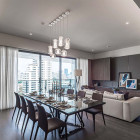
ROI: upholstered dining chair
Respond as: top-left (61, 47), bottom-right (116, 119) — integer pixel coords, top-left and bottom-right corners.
top-left (74, 90), bottom-right (86, 125)
top-left (85, 93), bottom-right (106, 131)
top-left (34, 104), bottom-right (68, 140)
top-left (67, 89), bottom-right (74, 94)
top-left (77, 90), bottom-right (86, 98)
top-left (24, 99), bottom-right (52, 139)
top-left (12, 92), bottom-right (21, 125)
top-left (18, 96), bottom-right (29, 133)
top-left (23, 99), bottom-right (38, 139)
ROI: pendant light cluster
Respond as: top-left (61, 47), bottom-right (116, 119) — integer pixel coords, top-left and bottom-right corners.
top-left (48, 11), bottom-right (70, 58)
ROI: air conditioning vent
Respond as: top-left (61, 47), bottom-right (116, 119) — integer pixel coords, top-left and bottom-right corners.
top-left (134, 0), bottom-right (140, 8)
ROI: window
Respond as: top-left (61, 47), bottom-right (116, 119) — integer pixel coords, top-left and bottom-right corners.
top-left (61, 58), bottom-right (76, 92)
top-left (18, 51), bottom-right (76, 94)
top-left (18, 52), bottom-right (40, 93)
top-left (41, 55), bottom-right (60, 93)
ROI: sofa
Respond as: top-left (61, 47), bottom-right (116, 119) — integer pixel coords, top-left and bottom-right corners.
top-left (83, 88), bottom-right (140, 122)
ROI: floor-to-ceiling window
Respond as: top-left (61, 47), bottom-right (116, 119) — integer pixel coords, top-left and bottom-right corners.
top-left (18, 51), bottom-right (76, 94)
top-left (18, 52), bottom-right (40, 93)
top-left (61, 58), bottom-right (76, 91)
top-left (41, 55), bottom-right (60, 93)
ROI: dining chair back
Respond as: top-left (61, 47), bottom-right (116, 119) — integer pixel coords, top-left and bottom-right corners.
top-left (37, 104), bottom-right (48, 132)
top-left (77, 90), bottom-right (86, 98)
top-left (92, 93), bottom-right (103, 101)
top-left (26, 99), bottom-right (36, 122)
top-left (15, 92), bottom-right (21, 108)
top-left (85, 93), bottom-right (105, 131)
top-left (92, 93), bottom-right (103, 110)
top-left (12, 92), bottom-right (21, 122)
top-left (34, 104), bottom-right (67, 140)
top-left (24, 99), bottom-right (38, 139)
top-left (19, 96), bottom-right (29, 133)
top-left (20, 96), bottom-right (28, 114)
top-left (67, 89), bottom-right (74, 94)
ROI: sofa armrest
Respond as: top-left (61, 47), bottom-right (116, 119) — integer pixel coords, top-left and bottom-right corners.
top-left (103, 98), bottom-right (123, 119)
top-left (123, 97), bottom-right (140, 122)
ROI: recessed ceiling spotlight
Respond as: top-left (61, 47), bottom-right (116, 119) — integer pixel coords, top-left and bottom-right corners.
top-left (41, 21), bottom-right (45, 25)
top-left (29, 32), bottom-right (33, 36)
top-left (106, 45), bottom-right (111, 48)
top-left (125, 22), bottom-right (130, 25)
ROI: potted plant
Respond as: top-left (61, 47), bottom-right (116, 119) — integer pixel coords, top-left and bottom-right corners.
top-left (113, 88), bottom-right (120, 94)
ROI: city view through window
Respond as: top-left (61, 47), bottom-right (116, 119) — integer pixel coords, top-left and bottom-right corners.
top-left (18, 51), bottom-right (76, 94)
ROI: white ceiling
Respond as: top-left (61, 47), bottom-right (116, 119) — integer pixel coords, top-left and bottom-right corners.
top-left (0, 0), bottom-right (140, 53)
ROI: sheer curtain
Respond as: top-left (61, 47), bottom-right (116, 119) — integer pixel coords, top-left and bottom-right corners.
top-left (0, 46), bottom-right (18, 110)
top-left (77, 58), bottom-right (88, 90)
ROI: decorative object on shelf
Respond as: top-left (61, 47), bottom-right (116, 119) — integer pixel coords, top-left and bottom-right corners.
top-left (48, 11), bottom-right (70, 58)
top-left (74, 69), bottom-right (82, 100)
top-left (119, 72), bottom-right (130, 88)
top-left (51, 81), bottom-right (65, 101)
top-left (113, 88), bottom-right (120, 94)
top-left (126, 79), bottom-right (137, 89)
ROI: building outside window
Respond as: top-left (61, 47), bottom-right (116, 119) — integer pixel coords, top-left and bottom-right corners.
top-left (18, 51), bottom-right (76, 94)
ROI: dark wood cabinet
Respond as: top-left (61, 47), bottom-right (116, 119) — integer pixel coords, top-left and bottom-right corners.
top-left (91, 58), bottom-right (110, 80)
top-left (104, 58), bottom-right (110, 80)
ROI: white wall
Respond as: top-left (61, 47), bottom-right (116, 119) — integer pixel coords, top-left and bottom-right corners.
top-left (0, 33), bottom-right (94, 59)
top-left (93, 45), bottom-right (140, 59)
top-left (2, 32), bottom-right (139, 60)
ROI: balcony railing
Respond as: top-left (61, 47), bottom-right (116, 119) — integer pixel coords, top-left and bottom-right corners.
top-left (18, 79), bottom-right (75, 93)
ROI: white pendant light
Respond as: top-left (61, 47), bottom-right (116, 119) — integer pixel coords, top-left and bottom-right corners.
top-left (48, 11), bottom-right (70, 58)
top-left (64, 38), bottom-right (70, 49)
top-left (48, 45), bottom-right (53, 54)
top-left (53, 39), bottom-right (58, 49)
top-left (50, 53), bottom-right (56, 58)
top-left (58, 36), bottom-right (63, 47)
top-left (61, 50), bottom-right (67, 57)
top-left (55, 48), bottom-right (61, 55)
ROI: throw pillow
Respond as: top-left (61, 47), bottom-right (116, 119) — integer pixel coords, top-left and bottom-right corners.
top-left (104, 91), bottom-right (125, 100)
top-left (114, 91), bottom-right (129, 100)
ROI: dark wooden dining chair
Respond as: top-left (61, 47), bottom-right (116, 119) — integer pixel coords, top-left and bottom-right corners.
top-left (77, 90), bottom-right (86, 98)
top-left (12, 92), bottom-right (21, 125)
top-left (67, 89), bottom-right (74, 94)
top-left (85, 93), bottom-right (106, 131)
top-left (34, 104), bottom-right (67, 140)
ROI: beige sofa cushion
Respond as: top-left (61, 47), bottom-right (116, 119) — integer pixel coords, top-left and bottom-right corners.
top-left (117, 94), bottom-right (124, 100)
top-left (103, 91), bottom-right (124, 100)
top-left (83, 89), bottom-right (94, 95)
top-left (83, 89), bottom-right (99, 94)
top-left (83, 89), bottom-right (100, 98)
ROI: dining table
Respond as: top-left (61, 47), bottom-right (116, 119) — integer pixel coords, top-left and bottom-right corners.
top-left (23, 93), bottom-right (105, 138)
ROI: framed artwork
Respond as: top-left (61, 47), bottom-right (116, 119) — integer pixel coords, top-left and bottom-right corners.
top-left (119, 72), bottom-right (130, 87)
top-left (126, 79), bottom-right (137, 89)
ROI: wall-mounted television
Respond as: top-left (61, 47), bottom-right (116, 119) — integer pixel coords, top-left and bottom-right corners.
top-left (126, 79), bottom-right (137, 89)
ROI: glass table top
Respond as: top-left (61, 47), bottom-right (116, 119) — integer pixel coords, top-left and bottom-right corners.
top-left (23, 93), bottom-right (105, 115)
